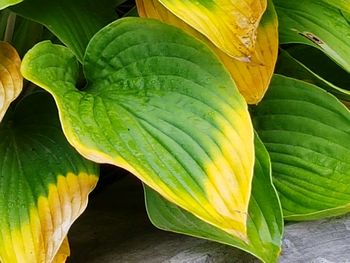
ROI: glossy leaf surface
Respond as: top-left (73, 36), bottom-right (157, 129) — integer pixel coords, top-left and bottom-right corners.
top-left (253, 75), bottom-right (350, 220)
top-left (21, 18), bottom-right (255, 239)
top-left (275, 0), bottom-right (350, 73)
top-left (145, 135), bottom-right (283, 263)
top-left (156, 0), bottom-right (267, 61)
top-left (137, 0), bottom-right (278, 104)
top-left (0, 92), bottom-right (98, 262)
top-left (12, 0), bottom-right (126, 61)
top-left (0, 41), bottom-right (22, 122)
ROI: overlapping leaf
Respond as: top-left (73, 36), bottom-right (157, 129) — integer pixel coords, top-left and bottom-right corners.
top-left (137, 0), bottom-right (278, 104)
top-left (252, 75), bottom-right (350, 220)
top-left (153, 0), bottom-right (267, 61)
top-left (275, 0), bottom-right (350, 73)
top-left (145, 135), bottom-right (283, 263)
top-left (0, 41), bottom-right (22, 122)
top-left (12, 0), bottom-right (126, 61)
top-left (276, 48), bottom-right (350, 101)
top-left (0, 92), bottom-right (98, 262)
top-left (21, 18), bottom-right (255, 239)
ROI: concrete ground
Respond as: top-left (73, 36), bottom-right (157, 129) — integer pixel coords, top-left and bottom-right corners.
top-left (67, 173), bottom-right (350, 263)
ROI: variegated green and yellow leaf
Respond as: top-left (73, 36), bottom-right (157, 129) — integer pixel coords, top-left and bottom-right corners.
top-left (154, 0), bottom-right (267, 61)
top-left (0, 41), bottom-right (22, 122)
top-left (0, 92), bottom-right (98, 263)
top-left (137, 0), bottom-right (278, 104)
top-left (22, 18), bottom-right (255, 239)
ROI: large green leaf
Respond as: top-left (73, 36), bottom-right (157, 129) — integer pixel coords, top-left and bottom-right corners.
top-left (276, 48), bottom-right (350, 101)
top-left (12, 0), bottom-right (126, 61)
top-left (0, 91), bottom-right (98, 262)
top-left (145, 135), bottom-right (283, 263)
top-left (252, 75), bottom-right (350, 220)
top-left (274, 0), bottom-right (350, 73)
top-left (21, 18), bottom-right (255, 239)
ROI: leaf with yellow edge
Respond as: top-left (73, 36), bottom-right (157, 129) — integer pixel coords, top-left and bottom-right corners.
top-left (0, 91), bottom-right (98, 263)
top-left (21, 18), bottom-right (255, 239)
top-left (0, 41), bottom-right (22, 122)
top-left (136, 0), bottom-right (278, 104)
top-left (155, 0), bottom-right (267, 61)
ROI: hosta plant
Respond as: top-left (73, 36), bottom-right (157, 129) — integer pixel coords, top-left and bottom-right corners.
top-left (0, 0), bottom-right (349, 262)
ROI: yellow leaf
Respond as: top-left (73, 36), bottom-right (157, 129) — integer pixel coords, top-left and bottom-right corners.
top-left (0, 173), bottom-right (97, 263)
top-left (136, 0), bottom-right (278, 104)
top-left (52, 237), bottom-right (70, 263)
top-left (155, 0), bottom-right (267, 61)
top-left (0, 41), bottom-right (23, 122)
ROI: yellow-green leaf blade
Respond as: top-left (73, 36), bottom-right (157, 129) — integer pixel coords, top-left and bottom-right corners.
top-left (137, 0), bottom-right (278, 104)
top-left (0, 92), bottom-right (98, 262)
top-left (0, 41), bottom-right (22, 122)
top-left (21, 18), bottom-right (255, 239)
top-left (156, 0), bottom-right (267, 61)
top-left (145, 135), bottom-right (283, 263)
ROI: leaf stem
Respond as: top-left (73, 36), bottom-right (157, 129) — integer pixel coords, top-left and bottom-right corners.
top-left (4, 12), bottom-right (16, 42)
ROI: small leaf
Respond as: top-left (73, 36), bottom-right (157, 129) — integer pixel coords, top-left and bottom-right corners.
top-left (0, 41), bottom-right (22, 122)
top-left (12, 0), bottom-right (126, 61)
top-left (145, 135), bottom-right (283, 263)
top-left (137, 0), bottom-right (278, 104)
top-left (275, 0), bottom-right (350, 73)
top-left (153, 0), bottom-right (267, 61)
top-left (0, 92), bottom-right (98, 262)
top-left (0, 0), bottom-right (22, 10)
top-left (22, 18), bottom-right (255, 239)
top-left (252, 75), bottom-right (350, 220)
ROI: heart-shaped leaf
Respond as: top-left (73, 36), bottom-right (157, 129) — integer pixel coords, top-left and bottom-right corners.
top-left (137, 0), bottom-right (278, 104)
top-left (21, 18), bottom-right (255, 239)
top-left (275, 0), bottom-right (350, 73)
top-left (0, 41), bottom-right (22, 122)
top-left (0, 91), bottom-right (98, 262)
top-left (12, 0), bottom-right (126, 61)
top-left (252, 75), bottom-right (350, 220)
top-left (145, 135), bottom-right (283, 263)
top-left (153, 0), bottom-right (267, 61)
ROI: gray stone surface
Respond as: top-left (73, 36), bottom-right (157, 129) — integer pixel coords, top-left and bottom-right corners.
top-left (68, 176), bottom-right (350, 263)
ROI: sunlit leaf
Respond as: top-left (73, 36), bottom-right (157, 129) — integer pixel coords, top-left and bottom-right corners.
top-left (137, 0), bottom-right (278, 104)
top-left (253, 75), bottom-right (350, 220)
top-left (0, 92), bottom-right (98, 262)
top-left (0, 41), bottom-right (22, 122)
top-left (275, 0), bottom-right (350, 73)
top-left (22, 18), bottom-right (255, 239)
top-left (145, 135), bottom-right (283, 263)
top-left (0, 0), bottom-right (22, 10)
top-left (152, 0), bottom-right (267, 61)
top-left (12, 0), bottom-right (126, 61)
